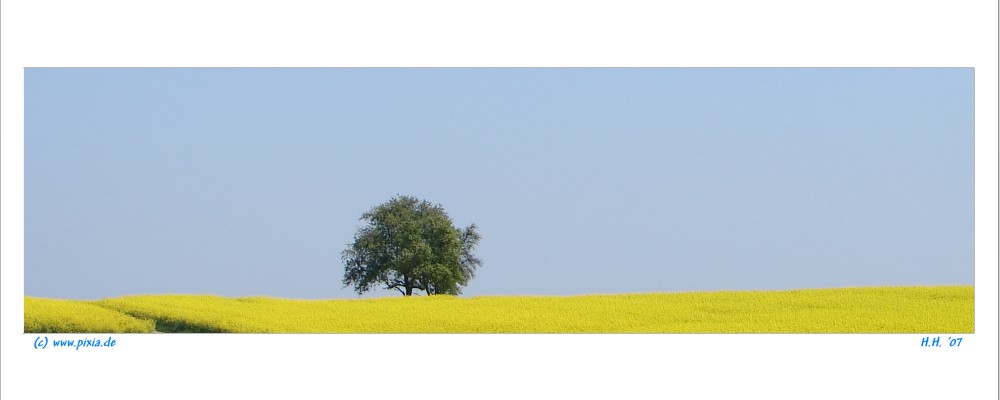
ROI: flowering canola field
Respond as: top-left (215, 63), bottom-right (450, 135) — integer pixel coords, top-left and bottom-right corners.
top-left (25, 286), bottom-right (973, 333)
top-left (24, 297), bottom-right (156, 333)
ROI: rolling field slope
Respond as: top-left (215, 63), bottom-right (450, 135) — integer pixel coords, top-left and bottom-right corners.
top-left (24, 286), bottom-right (973, 333)
top-left (24, 297), bottom-right (156, 333)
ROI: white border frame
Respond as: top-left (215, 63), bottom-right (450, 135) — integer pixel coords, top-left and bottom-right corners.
top-left (2, 1), bottom-right (997, 399)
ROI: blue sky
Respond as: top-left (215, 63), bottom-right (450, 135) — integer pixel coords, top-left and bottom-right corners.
top-left (24, 68), bottom-right (974, 299)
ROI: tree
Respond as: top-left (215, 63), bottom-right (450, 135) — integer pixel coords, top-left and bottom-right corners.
top-left (342, 195), bottom-right (483, 296)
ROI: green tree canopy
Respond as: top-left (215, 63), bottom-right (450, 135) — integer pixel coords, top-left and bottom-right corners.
top-left (342, 195), bottom-right (483, 296)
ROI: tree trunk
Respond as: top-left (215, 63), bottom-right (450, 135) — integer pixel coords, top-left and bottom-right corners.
top-left (402, 274), bottom-right (412, 296)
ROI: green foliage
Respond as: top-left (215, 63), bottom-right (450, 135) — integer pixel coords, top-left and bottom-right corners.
top-left (342, 195), bottom-right (483, 296)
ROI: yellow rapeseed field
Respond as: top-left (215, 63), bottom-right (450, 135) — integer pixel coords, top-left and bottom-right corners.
top-left (24, 297), bottom-right (156, 333)
top-left (24, 285), bottom-right (973, 333)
